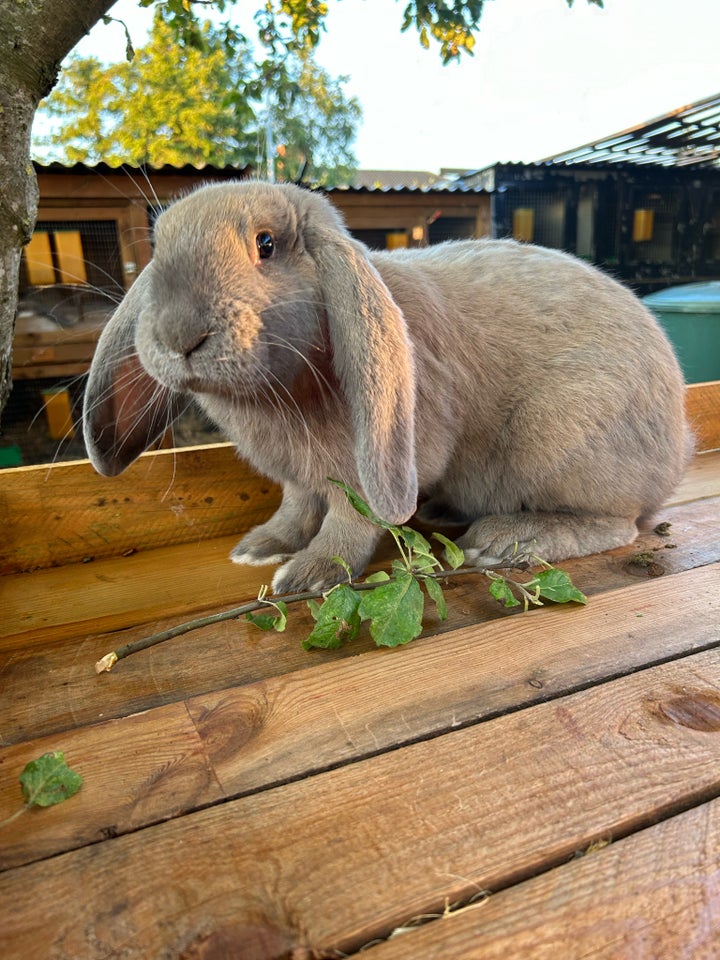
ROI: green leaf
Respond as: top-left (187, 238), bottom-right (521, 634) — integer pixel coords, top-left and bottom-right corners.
top-left (358, 573), bottom-right (425, 647)
top-left (303, 584), bottom-right (361, 650)
top-left (329, 479), bottom-right (399, 532)
top-left (365, 570), bottom-right (391, 583)
top-left (489, 577), bottom-right (521, 608)
top-left (307, 598), bottom-right (323, 620)
top-left (399, 526), bottom-right (433, 556)
top-left (532, 568), bottom-right (588, 605)
top-left (19, 752), bottom-right (82, 809)
top-left (423, 576), bottom-right (448, 620)
top-left (432, 533), bottom-right (465, 570)
top-left (246, 600), bottom-right (288, 632)
top-left (400, 527), bottom-right (441, 573)
top-left (332, 555), bottom-right (353, 582)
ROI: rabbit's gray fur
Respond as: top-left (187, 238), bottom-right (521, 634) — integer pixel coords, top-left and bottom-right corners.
top-left (83, 181), bottom-right (691, 593)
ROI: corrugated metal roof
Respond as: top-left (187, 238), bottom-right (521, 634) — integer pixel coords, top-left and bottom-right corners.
top-left (330, 169), bottom-right (486, 193)
top-left (34, 160), bottom-right (251, 177)
top-left (541, 93), bottom-right (720, 168)
top-left (33, 161), bottom-right (486, 192)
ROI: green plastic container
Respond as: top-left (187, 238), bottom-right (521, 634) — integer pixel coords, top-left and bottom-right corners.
top-left (643, 282), bottom-right (720, 384)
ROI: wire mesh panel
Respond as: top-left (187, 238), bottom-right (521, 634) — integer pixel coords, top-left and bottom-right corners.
top-left (20, 220), bottom-right (125, 303)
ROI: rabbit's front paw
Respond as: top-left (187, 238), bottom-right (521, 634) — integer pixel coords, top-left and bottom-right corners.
top-left (230, 530), bottom-right (295, 567)
top-left (271, 553), bottom-right (352, 595)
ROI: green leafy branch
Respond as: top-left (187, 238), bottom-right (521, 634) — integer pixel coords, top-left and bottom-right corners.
top-left (300, 480), bottom-right (585, 649)
top-left (0, 752), bottom-right (82, 828)
top-left (95, 482), bottom-right (586, 673)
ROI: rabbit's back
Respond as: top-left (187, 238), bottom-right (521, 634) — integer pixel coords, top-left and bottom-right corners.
top-left (370, 238), bottom-right (690, 520)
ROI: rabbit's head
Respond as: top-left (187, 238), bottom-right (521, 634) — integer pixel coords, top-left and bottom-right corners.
top-left (83, 181), bottom-right (418, 524)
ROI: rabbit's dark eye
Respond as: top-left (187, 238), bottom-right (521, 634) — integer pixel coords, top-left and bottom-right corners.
top-left (256, 232), bottom-right (275, 260)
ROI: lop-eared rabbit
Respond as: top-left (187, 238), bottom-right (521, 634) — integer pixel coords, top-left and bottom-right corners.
top-left (83, 181), bottom-right (691, 593)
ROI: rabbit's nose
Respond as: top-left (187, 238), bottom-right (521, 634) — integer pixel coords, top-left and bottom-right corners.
top-left (157, 320), bottom-right (209, 358)
top-left (179, 330), bottom-right (209, 358)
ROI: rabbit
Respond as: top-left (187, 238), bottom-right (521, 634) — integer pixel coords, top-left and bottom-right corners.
top-left (83, 180), bottom-right (692, 595)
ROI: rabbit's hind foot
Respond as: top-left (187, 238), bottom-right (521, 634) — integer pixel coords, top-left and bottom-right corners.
top-left (458, 512), bottom-right (638, 568)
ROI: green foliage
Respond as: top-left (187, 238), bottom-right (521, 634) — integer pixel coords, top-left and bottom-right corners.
top-left (35, 7), bottom-right (360, 183)
top-left (131, 1), bottom-right (604, 69)
top-left (248, 481), bottom-right (587, 653)
top-left (1, 751), bottom-right (83, 827)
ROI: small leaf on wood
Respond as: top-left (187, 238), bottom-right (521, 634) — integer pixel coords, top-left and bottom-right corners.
top-left (19, 752), bottom-right (82, 809)
top-left (358, 573), bottom-right (425, 647)
top-left (246, 600), bottom-right (288, 632)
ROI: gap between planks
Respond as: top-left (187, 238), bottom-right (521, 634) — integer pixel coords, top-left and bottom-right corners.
top-left (354, 796), bottom-right (720, 960)
top-left (2, 647), bottom-right (720, 957)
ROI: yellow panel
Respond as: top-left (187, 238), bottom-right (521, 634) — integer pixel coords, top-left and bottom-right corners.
top-left (512, 208), bottom-right (535, 243)
top-left (41, 387), bottom-right (76, 441)
top-left (54, 231), bottom-right (87, 284)
top-left (24, 232), bottom-right (56, 286)
top-left (386, 232), bottom-right (408, 250)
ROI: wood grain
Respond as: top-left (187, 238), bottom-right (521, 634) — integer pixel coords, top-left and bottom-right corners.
top-left (2, 650), bottom-right (720, 957)
top-left (1, 562), bottom-right (718, 869)
top-left (0, 444), bottom-right (280, 574)
top-left (4, 476), bottom-right (718, 646)
top-left (685, 379), bottom-right (720, 452)
top-left (2, 493), bottom-right (719, 749)
top-left (0, 704), bottom-right (224, 872)
top-left (361, 797), bottom-right (720, 960)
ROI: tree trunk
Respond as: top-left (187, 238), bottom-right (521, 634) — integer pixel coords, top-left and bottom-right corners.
top-left (0, 0), bottom-right (115, 422)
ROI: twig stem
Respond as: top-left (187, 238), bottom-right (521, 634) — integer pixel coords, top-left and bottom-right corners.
top-left (94, 566), bottom-right (492, 673)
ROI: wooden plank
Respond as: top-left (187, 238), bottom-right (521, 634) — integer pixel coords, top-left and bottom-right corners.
top-left (12, 342), bottom-right (97, 366)
top-left (14, 320), bottom-right (106, 346)
top-left (2, 382), bottom-right (713, 575)
top-left (11, 362), bottom-right (91, 380)
top-left (0, 480), bottom-right (720, 741)
top-left (1, 562), bottom-right (718, 868)
top-left (4, 462), bottom-right (718, 645)
top-left (685, 379), bottom-right (720, 452)
top-left (2, 650), bottom-right (720, 957)
top-left (2, 494), bottom-right (718, 746)
top-left (1, 534), bottom-right (254, 645)
top-left (361, 798), bottom-right (720, 960)
top-left (668, 449), bottom-right (720, 503)
top-left (0, 444), bottom-right (280, 574)
top-left (0, 704), bottom-right (224, 872)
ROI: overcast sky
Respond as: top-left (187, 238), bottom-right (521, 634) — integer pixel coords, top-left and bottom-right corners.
top-left (67, 0), bottom-right (720, 173)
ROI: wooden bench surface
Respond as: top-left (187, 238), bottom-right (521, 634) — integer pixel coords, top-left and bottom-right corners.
top-left (1, 381), bottom-right (719, 959)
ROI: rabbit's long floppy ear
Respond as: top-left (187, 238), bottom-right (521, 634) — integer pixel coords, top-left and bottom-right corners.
top-left (305, 221), bottom-right (418, 524)
top-left (83, 265), bottom-right (180, 476)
